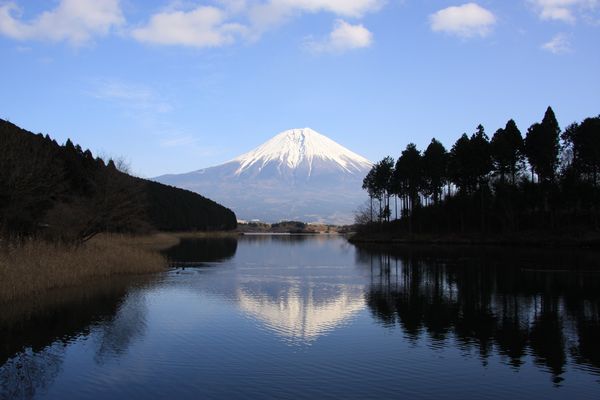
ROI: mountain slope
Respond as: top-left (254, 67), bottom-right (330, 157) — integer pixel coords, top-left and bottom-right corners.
top-left (155, 128), bottom-right (371, 224)
top-left (0, 119), bottom-right (237, 238)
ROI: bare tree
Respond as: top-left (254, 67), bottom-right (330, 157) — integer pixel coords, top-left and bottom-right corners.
top-left (354, 200), bottom-right (374, 225)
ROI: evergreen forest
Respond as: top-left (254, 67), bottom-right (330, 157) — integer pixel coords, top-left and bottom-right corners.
top-left (361, 107), bottom-right (600, 237)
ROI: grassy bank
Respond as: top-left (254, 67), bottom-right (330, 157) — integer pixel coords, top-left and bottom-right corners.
top-left (0, 231), bottom-right (242, 304)
top-left (0, 234), bottom-right (181, 304)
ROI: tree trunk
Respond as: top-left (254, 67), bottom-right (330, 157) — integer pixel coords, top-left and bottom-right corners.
top-left (480, 184), bottom-right (485, 233)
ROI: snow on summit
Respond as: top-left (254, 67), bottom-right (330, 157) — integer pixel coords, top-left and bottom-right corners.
top-left (233, 128), bottom-right (372, 176)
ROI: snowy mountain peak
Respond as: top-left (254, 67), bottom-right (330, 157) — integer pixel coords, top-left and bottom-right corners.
top-left (233, 128), bottom-right (372, 176)
top-left (154, 127), bottom-right (373, 223)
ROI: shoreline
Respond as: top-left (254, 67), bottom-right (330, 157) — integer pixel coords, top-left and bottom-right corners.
top-left (5, 228), bottom-right (596, 305)
top-left (348, 231), bottom-right (600, 248)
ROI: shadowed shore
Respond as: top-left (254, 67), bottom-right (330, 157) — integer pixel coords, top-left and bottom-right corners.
top-left (348, 229), bottom-right (600, 248)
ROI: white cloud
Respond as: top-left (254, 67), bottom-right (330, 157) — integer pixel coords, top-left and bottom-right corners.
top-left (430, 3), bottom-right (496, 38)
top-left (0, 0), bottom-right (124, 45)
top-left (541, 33), bottom-right (572, 53)
top-left (0, 1), bottom-right (386, 50)
top-left (132, 0), bottom-right (383, 48)
top-left (529, 0), bottom-right (599, 23)
top-left (248, 0), bottom-right (383, 33)
top-left (306, 19), bottom-right (373, 53)
top-left (131, 6), bottom-right (247, 48)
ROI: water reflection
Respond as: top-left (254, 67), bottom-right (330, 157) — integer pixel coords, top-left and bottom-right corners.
top-left (237, 284), bottom-right (364, 343)
top-left (163, 238), bottom-right (238, 265)
top-left (95, 290), bottom-right (148, 363)
top-left (0, 345), bottom-right (64, 400)
top-left (0, 276), bottom-right (154, 399)
top-left (214, 235), bottom-right (365, 344)
top-left (2, 237), bottom-right (600, 399)
top-left (357, 245), bottom-right (600, 384)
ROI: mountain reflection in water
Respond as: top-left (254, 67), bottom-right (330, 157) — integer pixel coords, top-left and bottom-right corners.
top-left (177, 235), bottom-right (368, 344)
top-left (237, 284), bottom-right (364, 343)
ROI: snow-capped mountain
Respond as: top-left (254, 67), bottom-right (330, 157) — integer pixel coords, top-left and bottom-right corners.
top-left (233, 128), bottom-right (371, 177)
top-left (154, 128), bottom-right (372, 224)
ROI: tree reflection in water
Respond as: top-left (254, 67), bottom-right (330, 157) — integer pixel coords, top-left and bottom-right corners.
top-left (0, 346), bottom-right (64, 400)
top-left (357, 245), bottom-right (600, 385)
top-left (163, 238), bottom-right (238, 265)
top-left (94, 289), bottom-right (148, 364)
top-left (0, 276), bottom-right (154, 399)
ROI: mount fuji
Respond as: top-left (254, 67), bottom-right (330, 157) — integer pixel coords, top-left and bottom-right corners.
top-left (154, 128), bottom-right (372, 224)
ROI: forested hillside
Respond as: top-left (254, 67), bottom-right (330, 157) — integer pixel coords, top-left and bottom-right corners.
top-left (0, 119), bottom-right (236, 241)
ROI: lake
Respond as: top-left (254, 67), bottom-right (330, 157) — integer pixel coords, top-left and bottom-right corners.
top-left (1, 235), bottom-right (599, 399)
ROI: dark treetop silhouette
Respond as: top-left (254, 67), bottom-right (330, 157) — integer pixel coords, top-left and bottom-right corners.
top-left (360, 107), bottom-right (600, 238)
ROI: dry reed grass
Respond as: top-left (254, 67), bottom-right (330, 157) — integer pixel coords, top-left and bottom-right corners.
top-left (106, 232), bottom-right (181, 250)
top-left (103, 231), bottom-right (237, 249)
top-left (0, 234), bottom-right (173, 304)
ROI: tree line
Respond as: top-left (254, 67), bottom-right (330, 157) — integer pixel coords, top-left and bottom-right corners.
top-left (361, 107), bottom-right (600, 235)
top-left (0, 119), bottom-right (237, 242)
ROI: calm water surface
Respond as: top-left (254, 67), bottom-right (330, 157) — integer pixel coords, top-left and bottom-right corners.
top-left (1, 235), bottom-right (600, 399)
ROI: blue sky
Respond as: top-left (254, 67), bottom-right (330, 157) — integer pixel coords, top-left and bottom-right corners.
top-left (1, 0), bottom-right (598, 177)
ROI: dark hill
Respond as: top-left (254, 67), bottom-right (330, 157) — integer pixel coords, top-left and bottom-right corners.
top-left (0, 119), bottom-right (236, 240)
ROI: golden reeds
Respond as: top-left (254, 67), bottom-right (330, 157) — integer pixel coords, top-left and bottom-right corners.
top-left (0, 234), bottom-right (175, 304)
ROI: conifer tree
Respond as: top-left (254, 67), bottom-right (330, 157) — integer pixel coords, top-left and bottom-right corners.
top-left (395, 144), bottom-right (423, 215)
top-left (449, 134), bottom-right (474, 194)
top-left (491, 119), bottom-right (524, 184)
top-left (525, 107), bottom-right (560, 183)
top-left (422, 138), bottom-right (448, 204)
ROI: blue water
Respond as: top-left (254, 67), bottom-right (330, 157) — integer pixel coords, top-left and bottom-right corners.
top-left (1, 235), bottom-right (599, 399)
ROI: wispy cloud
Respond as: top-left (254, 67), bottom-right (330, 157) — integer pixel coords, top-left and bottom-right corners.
top-left (158, 134), bottom-right (223, 161)
top-left (305, 19), bottom-right (373, 54)
top-left (89, 80), bottom-right (172, 113)
top-left (159, 135), bottom-right (199, 148)
top-left (541, 33), bottom-right (572, 53)
top-left (430, 3), bottom-right (496, 38)
top-left (247, 0), bottom-right (384, 33)
top-left (88, 79), bottom-right (219, 162)
top-left (0, 0), bottom-right (124, 46)
top-left (529, 0), bottom-right (599, 23)
top-left (275, 0), bottom-right (383, 17)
